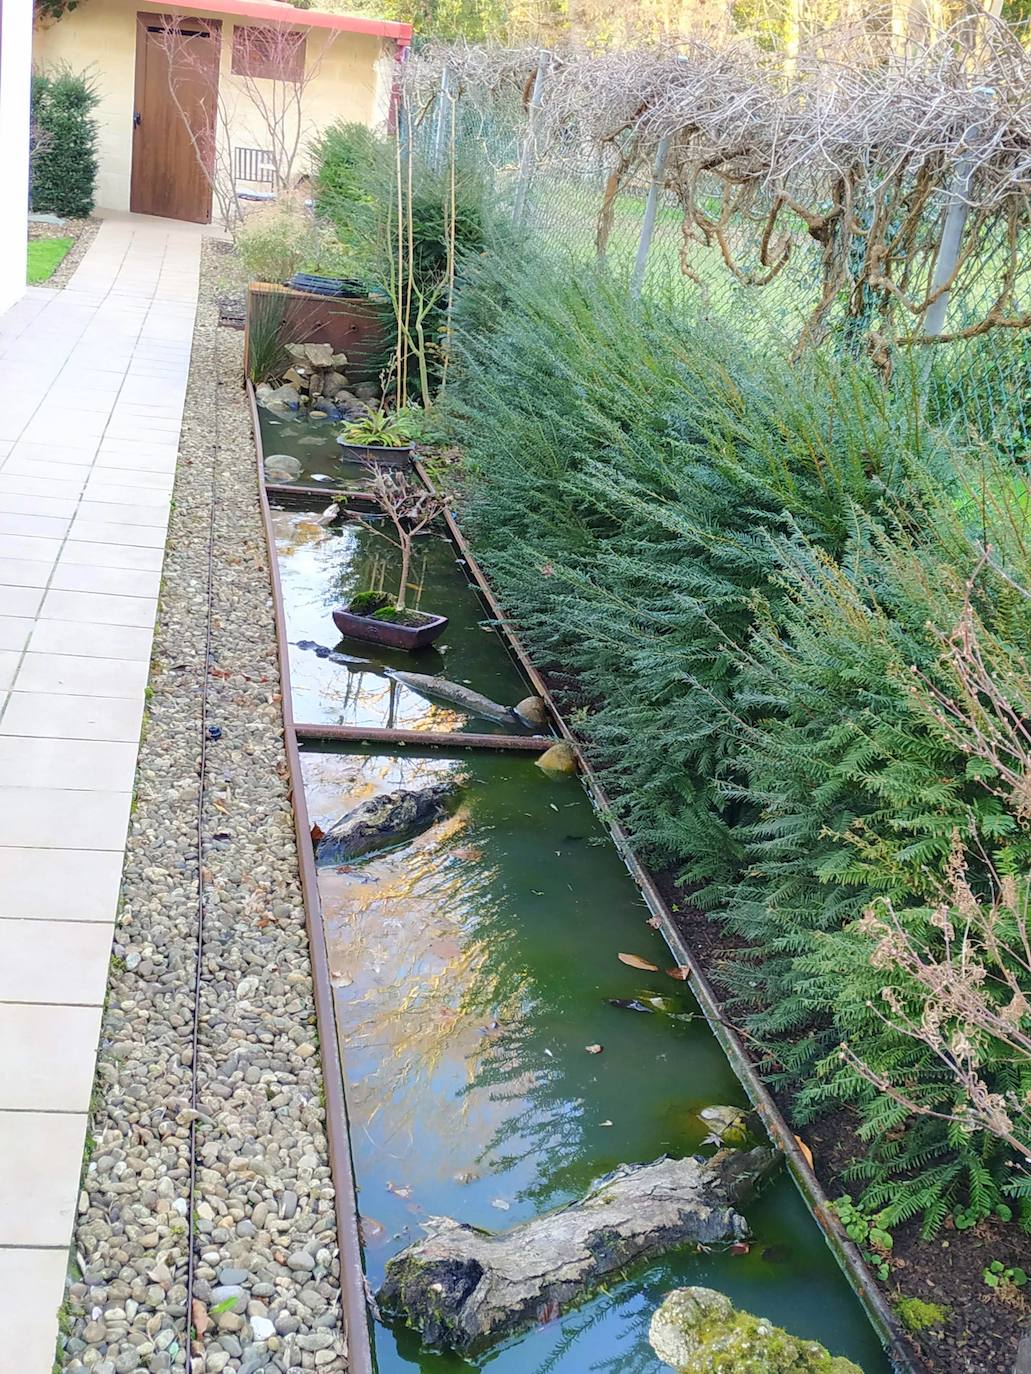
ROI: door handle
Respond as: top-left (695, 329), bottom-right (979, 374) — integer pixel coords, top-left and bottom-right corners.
top-left (133, 111), bottom-right (142, 128)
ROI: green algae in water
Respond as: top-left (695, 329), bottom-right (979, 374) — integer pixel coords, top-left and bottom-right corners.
top-left (301, 745), bottom-right (888, 1374)
top-left (259, 408), bottom-right (368, 488)
top-left (274, 512), bottom-right (536, 735)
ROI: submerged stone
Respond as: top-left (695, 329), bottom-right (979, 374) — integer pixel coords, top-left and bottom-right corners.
top-left (536, 741), bottom-right (577, 774)
top-left (264, 454), bottom-right (302, 482)
top-left (649, 1287), bottom-right (863, 1373)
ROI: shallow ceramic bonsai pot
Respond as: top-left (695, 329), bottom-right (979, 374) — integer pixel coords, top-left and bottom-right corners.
top-left (332, 607), bottom-right (449, 651)
top-left (336, 437), bottom-right (414, 468)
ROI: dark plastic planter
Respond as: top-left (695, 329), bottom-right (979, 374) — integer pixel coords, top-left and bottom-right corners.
top-left (336, 438), bottom-right (414, 468)
top-left (332, 607), bottom-right (449, 651)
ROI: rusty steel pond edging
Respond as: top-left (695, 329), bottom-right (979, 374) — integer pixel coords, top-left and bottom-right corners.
top-left (248, 385), bottom-right (917, 1374)
top-left (294, 722), bottom-right (553, 751)
top-left (248, 381), bottom-right (378, 1374)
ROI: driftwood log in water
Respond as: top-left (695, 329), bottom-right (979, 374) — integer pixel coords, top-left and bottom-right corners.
top-left (384, 670), bottom-right (523, 726)
top-left (315, 781), bottom-right (462, 864)
top-left (379, 1146), bottom-right (779, 1352)
top-left (295, 645), bottom-right (548, 730)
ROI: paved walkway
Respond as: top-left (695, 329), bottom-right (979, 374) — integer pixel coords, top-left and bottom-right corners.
top-left (0, 216), bottom-right (202, 1374)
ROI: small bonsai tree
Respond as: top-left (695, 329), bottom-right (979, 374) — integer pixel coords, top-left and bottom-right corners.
top-left (354, 466), bottom-right (444, 616)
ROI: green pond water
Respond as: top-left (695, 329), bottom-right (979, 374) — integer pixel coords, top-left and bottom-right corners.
top-left (273, 510), bottom-right (538, 736)
top-left (266, 452), bottom-right (889, 1373)
top-left (260, 409), bottom-right (369, 488)
top-left (301, 744), bottom-right (889, 1374)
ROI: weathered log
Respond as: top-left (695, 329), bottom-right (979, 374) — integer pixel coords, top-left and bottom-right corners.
top-left (315, 781), bottom-right (462, 865)
top-left (384, 669), bottom-right (522, 726)
top-left (378, 1146), bottom-right (779, 1352)
top-left (649, 1287), bottom-right (863, 1373)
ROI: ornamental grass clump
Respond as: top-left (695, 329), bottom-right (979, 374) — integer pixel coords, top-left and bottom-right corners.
top-left (444, 250), bottom-right (1031, 1224)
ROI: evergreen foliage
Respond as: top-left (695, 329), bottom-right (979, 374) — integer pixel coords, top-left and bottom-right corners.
top-left (30, 67), bottom-right (99, 218)
top-left (442, 251), bottom-right (1031, 1223)
top-left (312, 125), bottom-right (506, 399)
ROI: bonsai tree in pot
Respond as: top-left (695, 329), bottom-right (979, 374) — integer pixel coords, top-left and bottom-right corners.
top-left (333, 466), bottom-right (448, 651)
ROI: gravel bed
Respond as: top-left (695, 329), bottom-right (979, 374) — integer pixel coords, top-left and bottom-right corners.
top-left (59, 240), bottom-right (347, 1374)
top-left (28, 216), bottom-right (101, 288)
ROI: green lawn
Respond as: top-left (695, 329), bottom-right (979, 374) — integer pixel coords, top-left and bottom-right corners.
top-left (27, 236), bottom-right (74, 284)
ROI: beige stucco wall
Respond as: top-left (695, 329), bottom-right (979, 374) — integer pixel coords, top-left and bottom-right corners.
top-left (33, 1), bottom-right (392, 219)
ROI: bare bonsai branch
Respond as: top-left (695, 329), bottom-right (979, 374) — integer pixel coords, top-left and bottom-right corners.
top-left (356, 466), bottom-right (444, 612)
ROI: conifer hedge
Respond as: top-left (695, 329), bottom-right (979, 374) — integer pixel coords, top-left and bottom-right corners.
top-left (30, 67), bottom-right (99, 219)
top-left (443, 251), bottom-right (1031, 1228)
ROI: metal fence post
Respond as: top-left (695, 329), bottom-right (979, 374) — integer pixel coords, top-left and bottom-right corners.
top-left (432, 65), bottom-right (452, 173)
top-left (922, 143), bottom-right (976, 341)
top-left (631, 136), bottom-right (671, 298)
top-left (512, 49), bottom-right (551, 228)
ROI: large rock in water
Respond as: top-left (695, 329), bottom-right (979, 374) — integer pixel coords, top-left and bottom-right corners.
top-left (315, 781), bottom-right (462, 865)
top-left (264, 454), bottom-right (302, 482)
top-left (649, 1288), bottom-right (863, 1373)
top-left (379, 1147), bottom-right (779, 1352)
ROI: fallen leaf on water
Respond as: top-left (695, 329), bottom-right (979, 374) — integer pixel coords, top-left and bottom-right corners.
top-left (191, 1298), bottom-right (209, 1340)
top-left (310, 823), bottom-right (325, 843)
top-left (618, 952), bottom-right (659, 972)
top-left (794, 1135), bottom-right (815, 1169)
top-left (646, 915), bottom-right (662, 929)
top-left (538, 1299), bottom-right (561, 1325)
top-left (600, 1119), bottom-right (613, 1127)
top-left (386, 1182), bottom-right (412, 1199)
top-left (453, 845), bottom-right (483, 861)
top-left (360, 1217), bottom-right (387, 1244)
top-left (665, 965), bottom-right (691, 981)
top-left (730, 1241), bottom-right (750, 1256)
top-left (491, 1198), bottom-right (510, 1211)
top-left (585, 1044), bottom-right (604, 1054)
top-left (549, 803), bottom-right (559, 812)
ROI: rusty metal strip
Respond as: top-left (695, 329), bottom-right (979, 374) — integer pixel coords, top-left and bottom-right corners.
top-left (265, 481), bottom-right (380, 506)
top-left (412, 461), bottom-right (918, 1374)
top-left (248, 383), bottom-right (376, 1374)
top-left (295, 722), bottom-right (551, 751)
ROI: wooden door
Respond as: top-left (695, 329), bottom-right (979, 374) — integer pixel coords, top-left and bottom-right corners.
top-left (131, 13), bottom-right (221, 223)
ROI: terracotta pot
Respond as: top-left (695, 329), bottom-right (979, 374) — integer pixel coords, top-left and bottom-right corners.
top-left (332, 607), bottom-right (449, 652)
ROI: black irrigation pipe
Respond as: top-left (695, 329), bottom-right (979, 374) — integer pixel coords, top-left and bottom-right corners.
top-left (249, 389), bottom-right (918, 1374)
top-left (184, 325), bottom-right (223, 1355)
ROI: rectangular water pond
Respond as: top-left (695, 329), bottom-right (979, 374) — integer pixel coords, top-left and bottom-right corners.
top-left (274, 511), bottom-right (540, 737)
top-left (301, 743), bottom-right (889, 1374)
top-left (260, 408), bottom-right (372, 489)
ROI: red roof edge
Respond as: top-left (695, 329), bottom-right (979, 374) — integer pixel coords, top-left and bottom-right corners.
top-left (188, 0), bottom-right (413, 43)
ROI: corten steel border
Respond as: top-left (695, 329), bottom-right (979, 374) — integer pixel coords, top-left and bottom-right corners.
top-left (412, 463), bottom-right (919, 1374)
top-left (265, 481), bottom-right (381, 507)
top-left (249, 386), bottom-right (916, 1374)
top-left (248, 382), bottom-right (377, 1374)
top-left (294, 723), bottom-right (552, 751)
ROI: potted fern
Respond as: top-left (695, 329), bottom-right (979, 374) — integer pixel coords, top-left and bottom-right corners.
top-left (337, 409), bottom-right (414, 466)
top-left (333, 466), bottom-right (448, 651)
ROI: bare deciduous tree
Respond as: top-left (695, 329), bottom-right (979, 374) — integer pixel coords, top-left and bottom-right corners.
top-left (153, 14), bottom-right (338, 231)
